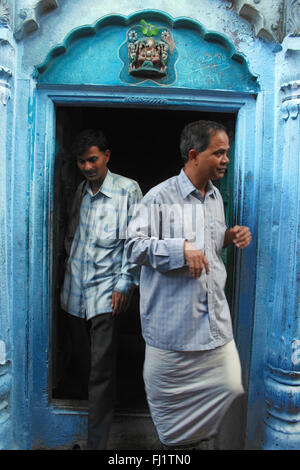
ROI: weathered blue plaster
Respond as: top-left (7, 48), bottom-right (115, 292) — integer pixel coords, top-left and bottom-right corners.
top-left (20, 1), bottom-right (268, 81)
top-left (35, 12), bottom-right (259, 93)
top-left (0, 22), bottom-right (15, 450)
top-left (10, 78), bottom-right (34, 450)
top-left (260, 35), bottom-right (300, 450)
top-left (4, 0), bottom-right (299, 451)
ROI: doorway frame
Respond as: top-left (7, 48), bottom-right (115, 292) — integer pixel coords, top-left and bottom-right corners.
top-left (29, 84), bottom-right (259, 448)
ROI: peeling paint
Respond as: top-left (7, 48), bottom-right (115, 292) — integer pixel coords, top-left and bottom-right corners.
top-left (0, 340), bottom-right (6, 365)
top-left (292, 340), bottom-right (300, 366)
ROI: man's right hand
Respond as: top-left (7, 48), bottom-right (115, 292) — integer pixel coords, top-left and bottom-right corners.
top-left (184, 241), bottom-right (210, 279)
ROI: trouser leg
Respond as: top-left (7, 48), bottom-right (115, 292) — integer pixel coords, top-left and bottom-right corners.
top-left (64, 312), bottom-right (90, 398)
top-left (87, 312), bottom-right (118, 450)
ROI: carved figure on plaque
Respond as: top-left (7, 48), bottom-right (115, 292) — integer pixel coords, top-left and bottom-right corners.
top-left (128, 20), bottom-right (175, 78)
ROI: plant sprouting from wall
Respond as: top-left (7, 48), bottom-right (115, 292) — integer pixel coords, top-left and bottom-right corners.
top-left (140, 19), bottom-right (159, 37)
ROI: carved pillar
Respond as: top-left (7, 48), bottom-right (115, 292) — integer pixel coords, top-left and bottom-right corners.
top-left (284, 0), bottom-right (300, 37)
top-left (263, 40), bottom-right (300, 449)
top-left (0, 0), bottom-right (14, 450)
top-left (232, 0), bottom-right (300, 42)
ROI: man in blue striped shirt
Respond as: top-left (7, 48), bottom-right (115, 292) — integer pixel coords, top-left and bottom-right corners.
top-left (60, 129), bottom-right (142, 449)
top-left (125, 120), bottom-right (251, 448)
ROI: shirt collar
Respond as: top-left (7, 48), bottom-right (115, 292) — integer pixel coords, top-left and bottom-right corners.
top-left (177, 168), bottom-right (216, 200)
top-left (85, 169), bottom-right (113, 198)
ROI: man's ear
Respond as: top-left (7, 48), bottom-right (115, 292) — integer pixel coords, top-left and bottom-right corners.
top-left (188, 149), bottom-right (199, 162)
top-left (105, 149), bottom-right (111, 162)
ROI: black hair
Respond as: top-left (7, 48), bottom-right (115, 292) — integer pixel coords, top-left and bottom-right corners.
top-left (71, 129), bottom-right (109, 159)
top-left (180, 120), bottom-right (227, 164)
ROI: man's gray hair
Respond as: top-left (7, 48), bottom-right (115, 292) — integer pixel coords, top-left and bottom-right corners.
top-left (180, 120), bottom-right (227, 164)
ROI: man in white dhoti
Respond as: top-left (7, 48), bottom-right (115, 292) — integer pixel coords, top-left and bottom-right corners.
top-left (125, 120), bottom-right (252, 449)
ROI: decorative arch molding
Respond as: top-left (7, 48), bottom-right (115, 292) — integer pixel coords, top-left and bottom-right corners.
top-left (34, 10), bottom-right (259, 92)
top-left (9, 0), bottom-right (300, 43)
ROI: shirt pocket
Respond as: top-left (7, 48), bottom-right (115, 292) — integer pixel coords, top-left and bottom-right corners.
top-left (93, 221), bottom-right (120, 249)
top-left (93, 212), bottom-right (119, 248)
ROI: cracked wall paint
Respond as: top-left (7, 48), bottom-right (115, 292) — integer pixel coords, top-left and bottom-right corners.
top-left (0, 341), bottom-right (6, 365)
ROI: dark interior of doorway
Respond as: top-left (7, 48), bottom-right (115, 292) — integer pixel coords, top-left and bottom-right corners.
top-left (52, 105), bottom-right (236, 413)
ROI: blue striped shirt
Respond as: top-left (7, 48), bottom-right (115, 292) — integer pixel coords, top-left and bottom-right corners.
top-left (125, 169), bottom-right (233, 351)
top-left (61, 170), bottom-right (143, 320)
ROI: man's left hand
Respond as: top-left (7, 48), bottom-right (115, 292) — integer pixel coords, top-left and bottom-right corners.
top-left (111, 290), bottom-right (131, 316)
top-left (225, 225), bottom-right (252, 249)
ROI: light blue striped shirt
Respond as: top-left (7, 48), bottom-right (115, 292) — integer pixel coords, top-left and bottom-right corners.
top-left (61, 170), bottom-right (143, 320)
top-left (125, 169), bottom-right (233, 351)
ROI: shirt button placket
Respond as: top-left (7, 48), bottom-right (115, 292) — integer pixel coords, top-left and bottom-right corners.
top-left (204, 202), bottom-right (217, 340)
top-left (83, 196), bottom-right (92, 284)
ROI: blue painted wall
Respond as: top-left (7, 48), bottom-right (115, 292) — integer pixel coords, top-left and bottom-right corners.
top-left (36, 12), bottom-right (259, 94)
top-left (2, 0), bottom-right (299, 450)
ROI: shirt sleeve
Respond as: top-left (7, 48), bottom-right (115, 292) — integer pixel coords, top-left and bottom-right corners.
top-left (114, 182), bottom-right (143, 293)
top-left (125, 193), bottom-right (186, 273)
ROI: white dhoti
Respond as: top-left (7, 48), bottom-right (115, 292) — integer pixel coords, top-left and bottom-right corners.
top-left (143, 339), bottom-right (244, 446)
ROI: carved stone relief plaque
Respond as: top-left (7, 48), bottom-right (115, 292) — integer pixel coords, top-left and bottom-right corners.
top-left (119, 19), bottom-right (178, 86)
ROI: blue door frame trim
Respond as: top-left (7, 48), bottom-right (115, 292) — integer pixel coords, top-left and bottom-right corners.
top-left (27, 85), bottom-right (258, 449)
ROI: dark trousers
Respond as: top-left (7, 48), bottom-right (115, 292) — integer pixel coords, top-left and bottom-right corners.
top-left (66, 312), bottom-right (118, 450)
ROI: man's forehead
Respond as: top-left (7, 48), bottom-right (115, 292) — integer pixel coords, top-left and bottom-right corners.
top-left (77, 153), bottom-right (98, 161)
top-left (77, 146), bottom-right (102, 159)
top-left (209, 130), bottom-right (229, 147)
